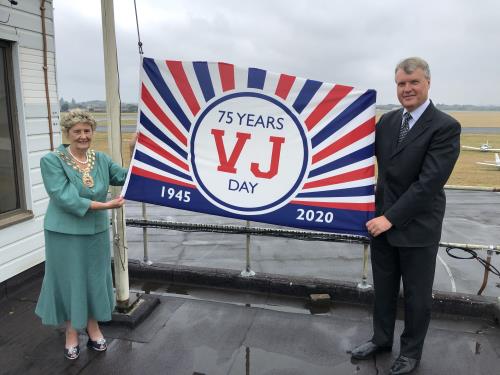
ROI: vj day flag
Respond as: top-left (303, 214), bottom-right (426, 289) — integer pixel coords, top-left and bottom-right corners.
top-left (122, 57), bottom-right (376, 236)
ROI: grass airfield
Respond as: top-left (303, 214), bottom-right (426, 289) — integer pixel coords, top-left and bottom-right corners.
top-left (81, 111), bottom-right (500, 187)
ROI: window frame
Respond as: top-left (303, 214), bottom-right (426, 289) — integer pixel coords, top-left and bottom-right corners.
top-left (0, 39), bottom-right (33, 229)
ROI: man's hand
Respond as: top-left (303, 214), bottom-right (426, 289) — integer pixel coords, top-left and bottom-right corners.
top-left (366, 215), bottom-right (393, 237)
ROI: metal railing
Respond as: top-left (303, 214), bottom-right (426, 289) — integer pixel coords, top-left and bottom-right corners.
top-left (129, 210), bottom-right (374, 289)
top-left (127, 205), bottom-right (500, 295)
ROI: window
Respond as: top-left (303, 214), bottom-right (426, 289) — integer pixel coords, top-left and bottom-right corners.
top-left (0, 40), bottom-right (31, 227)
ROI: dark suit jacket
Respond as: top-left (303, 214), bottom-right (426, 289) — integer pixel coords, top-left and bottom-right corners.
top-left (374, 101), bottom-right (461, 247)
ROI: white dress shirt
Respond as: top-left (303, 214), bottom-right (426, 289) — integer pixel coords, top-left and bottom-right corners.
top-left (403, 98), bottom-right (430, 130)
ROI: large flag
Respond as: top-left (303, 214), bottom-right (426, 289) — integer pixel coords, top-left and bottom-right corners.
top-left (122, 57), bottom-right (376, 236)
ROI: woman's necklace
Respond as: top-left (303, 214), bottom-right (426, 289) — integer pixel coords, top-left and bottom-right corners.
top-left (57, 147), bottom-right (96, 188)
top-left (67, 147), bottom-right (88, 164)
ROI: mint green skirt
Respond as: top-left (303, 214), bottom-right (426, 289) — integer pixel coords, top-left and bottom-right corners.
top-left (35, 229), bottom-right (115, 329)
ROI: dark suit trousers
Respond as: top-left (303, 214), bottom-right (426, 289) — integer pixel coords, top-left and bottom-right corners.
top-left (370, 234), bottom-right (438, 359)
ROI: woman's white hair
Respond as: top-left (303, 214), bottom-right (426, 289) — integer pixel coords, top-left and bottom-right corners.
top-left (60, 109), bottom-right (97, 131)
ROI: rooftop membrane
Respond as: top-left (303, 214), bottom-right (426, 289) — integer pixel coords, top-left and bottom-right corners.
top-left (1, 190), bottom-right (499, 374)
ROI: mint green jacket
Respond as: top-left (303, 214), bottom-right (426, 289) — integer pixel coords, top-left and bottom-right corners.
top-left (41, 144), bottom-right (128, 235)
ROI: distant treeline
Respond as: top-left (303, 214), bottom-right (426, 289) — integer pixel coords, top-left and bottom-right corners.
top-left (59, 98), bottom-right (138, 113)
top-left (60, 98), bottom-right (499, 113)
top-left (377, 103), bottom-right (500, 111)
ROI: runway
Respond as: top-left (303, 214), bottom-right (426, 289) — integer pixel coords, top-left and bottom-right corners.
top-left (461, 127), bottom-right (500, 134)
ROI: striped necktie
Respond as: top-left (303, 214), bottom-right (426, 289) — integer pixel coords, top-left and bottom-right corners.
top-left (398, 112), bottom-right (412, 144)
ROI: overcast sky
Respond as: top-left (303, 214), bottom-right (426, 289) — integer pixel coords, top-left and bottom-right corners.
top-left (53, 0), bottom-right (500, 106)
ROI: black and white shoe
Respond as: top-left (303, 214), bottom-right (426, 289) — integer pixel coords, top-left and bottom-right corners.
top-left (86, 335), bottom-right (107, 351)
top-left (64, 345), bottom-right (80, 360)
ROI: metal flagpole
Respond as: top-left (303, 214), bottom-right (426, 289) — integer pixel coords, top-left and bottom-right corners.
top-left (100, 0), bottom-right (130, 305)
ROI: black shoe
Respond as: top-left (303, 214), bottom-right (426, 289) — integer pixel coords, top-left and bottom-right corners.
top-left (350, 341), bottom-right (392, 359)
top-left (387, 355), bottom-right (419, 374)
top-left (86, 329), bottom-right (107, 352)
top-left (64, 345), bottom-right (80, 360)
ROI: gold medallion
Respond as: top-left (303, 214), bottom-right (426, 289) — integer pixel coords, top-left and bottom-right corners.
top-left (57, 149), bottom-right (96, 188)
top-left (82, 171), bottom-right (95, 188)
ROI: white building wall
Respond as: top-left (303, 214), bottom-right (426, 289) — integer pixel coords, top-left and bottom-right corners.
top-left (0, 0), bottom-right (59, 282)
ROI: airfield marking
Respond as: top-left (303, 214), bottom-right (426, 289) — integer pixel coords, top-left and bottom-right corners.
top-left (437, 254), bottom-right (457, 292)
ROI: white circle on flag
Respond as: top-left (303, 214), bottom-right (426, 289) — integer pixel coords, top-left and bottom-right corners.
top-left (190, 92), bottom-right (310, 215)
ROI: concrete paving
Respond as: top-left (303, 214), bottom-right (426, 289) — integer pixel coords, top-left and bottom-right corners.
top-left (123, 190), bottom-right (500, 298)
top-left (1, 276), bottom-right (499, 375)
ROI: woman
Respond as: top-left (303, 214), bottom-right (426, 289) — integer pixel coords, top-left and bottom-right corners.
top-left (35, 109), bottom-right (135, 360)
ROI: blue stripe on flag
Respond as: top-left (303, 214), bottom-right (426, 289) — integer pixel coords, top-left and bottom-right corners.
top-left (292, 79), bottom-right (322, 114)
top-left (143, 58), bottom-right (191, 132)
top-left (124, 175), bottom-right (373, 236)
top-left (193, 62), bottom-right (215, 102)
top-left (134, 150), bottom-right (192, 181)
top-left (308, 144), bottom-right (374, 178)
top-left (296, 185), bottom-right (374, 198)
top-left (247, 68), bottom-right (266, 89)
top-left (140, 112), bottom-right (188, 160)
top-left (311, 90), bottom-right (376, 148)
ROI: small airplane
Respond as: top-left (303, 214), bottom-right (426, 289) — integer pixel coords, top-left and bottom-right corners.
top-left (476, 153), bottom-right (500, 169)
top-left (462, 140), bottom-right (500, 152)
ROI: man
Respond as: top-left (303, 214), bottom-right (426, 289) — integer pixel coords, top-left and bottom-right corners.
top-left (350, 57), bottom-right (460, 374)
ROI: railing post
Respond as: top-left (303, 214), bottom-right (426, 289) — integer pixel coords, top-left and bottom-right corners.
top-left (141, 203), bottom-right (152, 265)
top-left (240, 220), bottom-right (255, 277)
top-left (495, 296), bottom-right (500, 323)
top-left (246, 346), bottom-right (250, 375)
top-left (357, 243), bottom-right (372, 290)
top-left (477, 248), bottom-right (494, 295)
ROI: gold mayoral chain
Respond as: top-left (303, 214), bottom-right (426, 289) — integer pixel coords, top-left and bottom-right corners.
top-left (57, 148), bottom-right (96, 188)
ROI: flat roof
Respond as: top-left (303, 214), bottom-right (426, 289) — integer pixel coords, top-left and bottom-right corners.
top-left (1, 276), bottom-right (499, 374)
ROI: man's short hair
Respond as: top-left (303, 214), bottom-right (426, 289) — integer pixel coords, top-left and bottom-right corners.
top-left (395, 57), bottom-right (431, 80)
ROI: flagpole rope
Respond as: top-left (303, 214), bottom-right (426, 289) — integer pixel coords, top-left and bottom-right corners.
top-left (133, 0), bottom-right (144, 55)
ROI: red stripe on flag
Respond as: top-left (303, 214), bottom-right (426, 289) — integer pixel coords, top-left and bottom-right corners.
top-left (303, 165), bottom-right (375, 189)
top-left (312, 117), bottom-right (375, 164)
top-left (305, 84), bottom-right (353, 131)
top-left (131, 166), bottom-right (196, 189)
top-left (275, 74), bottom-right (295, 100)
top-left (166, 60), bottom-right (201, 115)
top-left (141, 84), bottom-right (188, 146)
top-left (138, 133), bottom-right (189, 171)
top-left (290, 200), bottom-right (375, 211)
top-left (218, 62), bottom-right (235, 92)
